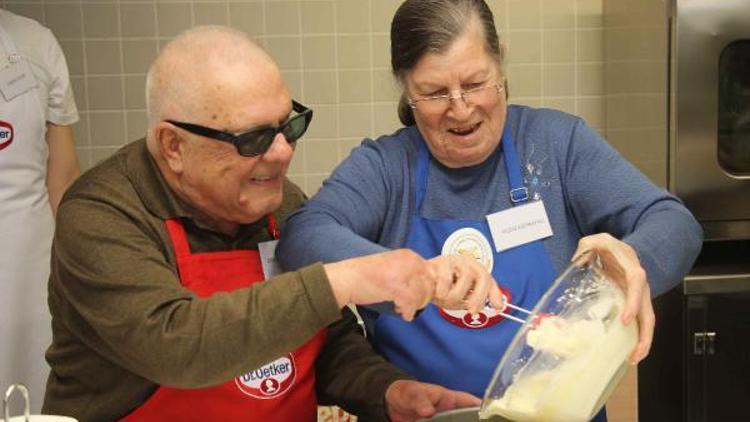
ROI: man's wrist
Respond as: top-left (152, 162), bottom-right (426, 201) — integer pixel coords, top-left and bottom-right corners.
top-left (324, 261), bottom-right (352, 308)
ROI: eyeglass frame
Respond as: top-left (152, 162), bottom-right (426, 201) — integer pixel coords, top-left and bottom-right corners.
top-left (406, 81), bottom-right (504, 111)
top-left (165, 100), bottom-right (313, 157)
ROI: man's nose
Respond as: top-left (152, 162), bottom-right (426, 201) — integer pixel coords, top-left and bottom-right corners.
top-left (260, 132), bottom-right (294, 161)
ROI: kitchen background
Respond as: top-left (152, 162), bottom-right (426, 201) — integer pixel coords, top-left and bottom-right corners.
top-left (0, 0), bottom-right (656, 194)
top-left (0, 0), bottom-right (668, 420)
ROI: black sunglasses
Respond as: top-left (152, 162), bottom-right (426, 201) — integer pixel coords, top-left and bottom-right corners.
top-left (166, 100), bottom-right (313, 157)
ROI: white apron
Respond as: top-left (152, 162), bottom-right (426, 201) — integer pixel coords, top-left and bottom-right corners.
top-left (0, 21), bottom-right (55, 412)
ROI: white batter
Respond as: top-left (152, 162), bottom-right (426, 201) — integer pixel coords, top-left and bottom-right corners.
top-left (480, 293), bottom-right (637, 422)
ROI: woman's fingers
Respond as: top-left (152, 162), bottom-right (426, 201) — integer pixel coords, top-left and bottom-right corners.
top-left (488, 283), bottom-right (505, 310)
top-left (621, 265), bottom-right (646, 325)
top-left (430, 257), bottom-right (456, 302)
top-left (630, 284), bottom-right (655, 363)
top-left (575, 233), bottom-right (656, 362)
top-left (429, 255), bottom-right (498, 313)
top-left (463, 266), bottom-right (492, 314)
top-left (444, 259), bottom-right (473, 308)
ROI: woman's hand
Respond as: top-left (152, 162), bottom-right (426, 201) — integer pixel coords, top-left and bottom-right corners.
top-left (574, 233), bottom-right (655, 364)
top-left (427, 255), bottom-right (505, 313)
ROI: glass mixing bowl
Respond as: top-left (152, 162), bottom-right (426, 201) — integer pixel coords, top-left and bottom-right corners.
top-left (479, 250), bottom-right (638, 422)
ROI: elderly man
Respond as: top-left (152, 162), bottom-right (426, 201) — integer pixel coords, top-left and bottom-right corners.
top-left (41, 26), bottom-right (494, 422)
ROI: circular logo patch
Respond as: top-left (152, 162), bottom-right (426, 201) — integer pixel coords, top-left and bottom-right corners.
top-left (441, 227), bottom-right (493, 273)
top-left (439, 287), bottom-right (512, 329)
top-left (235, 354), bottom-right (296, 399)
top-left (0, 120), bottom-right (14, 152)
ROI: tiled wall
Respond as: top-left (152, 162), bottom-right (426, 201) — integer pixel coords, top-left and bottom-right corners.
top-left (3, 1), bottom-right (650, 420)
top-left (599, 2), bottom-right (671, 421)
top-left (603, 0), bottom-right (668, 187)
top-left (2, 0), bottom-right (605, 196)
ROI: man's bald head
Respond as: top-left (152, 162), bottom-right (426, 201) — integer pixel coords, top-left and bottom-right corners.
top-left (143, 26), bottom-right (296, 235)
top-left (146, 26), bottom-right (282, 135)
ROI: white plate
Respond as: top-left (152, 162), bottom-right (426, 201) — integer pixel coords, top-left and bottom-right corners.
top-left (5, 416), bottom-right (77, 422)
top-left (416, 407), bottom-right (508, 422)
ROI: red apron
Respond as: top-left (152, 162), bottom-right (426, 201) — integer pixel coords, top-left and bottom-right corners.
top-left (121, 217), bottom-right (326, 421)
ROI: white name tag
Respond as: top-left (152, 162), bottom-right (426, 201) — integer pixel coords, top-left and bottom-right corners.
top-left (258, 239), bottom-right (282, 279)
top-left (487, 200), bottom-right (553, 252)
top-left (0, 54), bottom-right (37, 101)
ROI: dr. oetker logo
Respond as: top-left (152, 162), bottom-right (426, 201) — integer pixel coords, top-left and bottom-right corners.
top-left (0, 120), bottom-right (13, 152)
top-left (235, 354), bottom-right (296, 399)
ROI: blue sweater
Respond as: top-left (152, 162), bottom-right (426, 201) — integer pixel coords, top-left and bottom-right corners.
top-left (278, 105), bottom-right (702, 296)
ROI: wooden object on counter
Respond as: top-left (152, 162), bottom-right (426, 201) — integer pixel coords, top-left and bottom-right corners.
top-left (606, 364), bottom-right (638, 422)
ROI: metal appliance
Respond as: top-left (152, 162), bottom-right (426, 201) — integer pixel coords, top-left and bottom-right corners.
top-left (670, 0), bottom-right (750, 241)
top-left (605, 1), bottom-right (750, 421)
top-left (670, 2), bottom-right (750, 420)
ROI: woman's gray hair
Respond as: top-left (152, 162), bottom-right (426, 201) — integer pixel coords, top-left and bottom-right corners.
top-left (391, 0), bottom-right (503, 126)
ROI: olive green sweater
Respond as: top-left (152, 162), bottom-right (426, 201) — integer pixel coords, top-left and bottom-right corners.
top-left (42, 139), bottom-right (407, 421)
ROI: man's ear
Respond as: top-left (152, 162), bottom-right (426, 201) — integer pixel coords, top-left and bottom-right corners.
top-left (153, 122), bottom-right (185, 174)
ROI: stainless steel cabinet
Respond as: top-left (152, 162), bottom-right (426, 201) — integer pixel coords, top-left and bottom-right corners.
top-left (685, 291), bottom-right (750, 422)
top-left (683, 241), bottom-right (750, 422)
top-left (639, 241), bottom-right (750, 422)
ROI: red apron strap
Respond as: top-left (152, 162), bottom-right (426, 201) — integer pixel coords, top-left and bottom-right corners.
top-left (165, 219), bottom-right (191, 257)
top-left (267, 214), bottom-right (280, 239)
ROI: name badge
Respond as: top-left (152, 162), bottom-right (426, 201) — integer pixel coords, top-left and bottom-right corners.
top-left (258, 240), bottom-right (282, 279)
top-left (0, 54), bottom-right (37, 101)
top-left (487, 200), bottom-right (553, 252)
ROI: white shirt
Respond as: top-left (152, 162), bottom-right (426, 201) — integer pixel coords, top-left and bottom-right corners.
top-left (0, 8), bottom-right (78, 125)
top-left (0, 9), bottom-right (78, 412)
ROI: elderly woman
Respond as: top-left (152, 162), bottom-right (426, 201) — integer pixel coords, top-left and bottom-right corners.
top-left (278, 0), bottom-right (702, 420)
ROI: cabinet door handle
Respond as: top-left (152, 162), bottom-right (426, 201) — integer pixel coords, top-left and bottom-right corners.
top-left (693, 332), bottom-right (705, 355)
top-left (705, 332), bottom-right (716, 355)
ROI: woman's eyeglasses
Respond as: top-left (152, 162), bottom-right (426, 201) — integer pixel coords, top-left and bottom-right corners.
top-left (166, 100), bottom-right (313, 157)
top-left (408, 82), bottom-right (503, 115)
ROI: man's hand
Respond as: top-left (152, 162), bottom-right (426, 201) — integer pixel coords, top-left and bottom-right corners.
top-left (325, 249), bottom-right (435, 321)
top-left (385, 380), bottom-right (480, 422)
top-left (575, 233), bottom-right (656, 364)
top-left (427, 255), bottom-right (504, 313)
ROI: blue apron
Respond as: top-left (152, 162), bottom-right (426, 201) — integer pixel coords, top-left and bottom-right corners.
top-left (362, 122), bottom-right (607, 422)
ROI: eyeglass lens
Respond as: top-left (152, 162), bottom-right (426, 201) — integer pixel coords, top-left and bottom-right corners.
top-left (236, 112), bottom-right (309, 156)
top-left (414, 83), bottom-right (500, 113)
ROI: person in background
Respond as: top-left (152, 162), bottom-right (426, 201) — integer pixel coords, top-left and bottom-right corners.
top-left (277, 0), bottom-right (703, 420)
top-left (42, 25), bottom-right (500, 422)
top-left (0, 8), bottom-right (80, 412)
